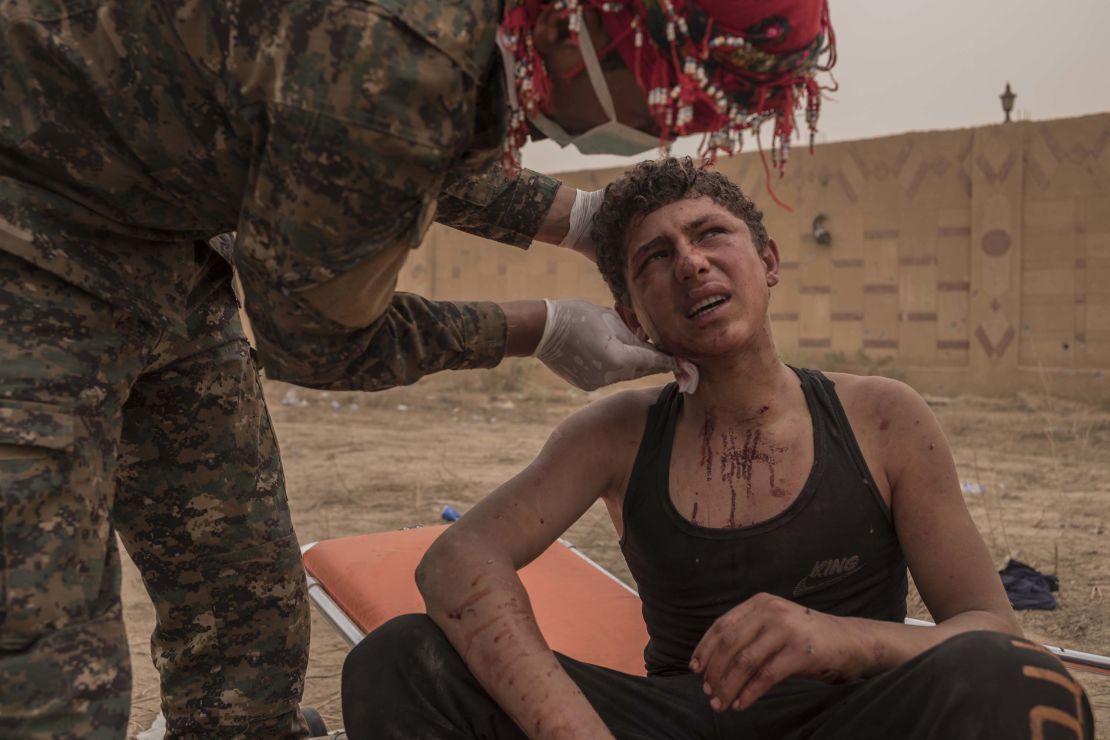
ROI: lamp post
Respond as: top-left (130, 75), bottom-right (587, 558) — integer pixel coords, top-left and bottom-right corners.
top-left (812, 214), bottom-right (831, 247)
top-left (1000, 83), bottom-right (1016, 123)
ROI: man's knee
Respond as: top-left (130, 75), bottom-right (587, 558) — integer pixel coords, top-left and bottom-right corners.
top-left (342, 614), bottom-right (462, 736)
top-left (343, 613), bottom-right (451, 688)
top-left (921, 631), bottom-right (1093, 735)
top-left (926, 630), bottom-right (1061, 684)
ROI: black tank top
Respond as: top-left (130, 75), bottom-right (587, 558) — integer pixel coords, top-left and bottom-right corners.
top-left (620, 367), bottom-right (908, 677)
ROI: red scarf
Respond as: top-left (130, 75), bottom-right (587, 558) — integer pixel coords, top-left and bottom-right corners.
top-left (499, 0), bottom-right (834, 179)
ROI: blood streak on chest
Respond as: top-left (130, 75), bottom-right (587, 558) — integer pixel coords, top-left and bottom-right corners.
top-left (718, 426), bottom-right (787, 527)
top-left (699, 410), bottom-right (716, 482)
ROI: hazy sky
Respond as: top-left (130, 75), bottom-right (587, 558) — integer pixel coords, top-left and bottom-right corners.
top-left (521, 1), bottom-right (1110, 173)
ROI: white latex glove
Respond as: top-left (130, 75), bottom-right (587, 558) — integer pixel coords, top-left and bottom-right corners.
top-left (534, 299), bottom-right (677, 391)
top-left (559, 188), bottom-right (605, 261)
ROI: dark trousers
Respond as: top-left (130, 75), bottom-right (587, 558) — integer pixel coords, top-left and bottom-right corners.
top-left (342, 614), bottom-right (1095, 740)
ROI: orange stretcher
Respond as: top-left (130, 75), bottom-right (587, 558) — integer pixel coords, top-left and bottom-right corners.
top-left (302, 525), bottom-right (1110, 678)
top-left (302, 525), bottom-right (649, 675)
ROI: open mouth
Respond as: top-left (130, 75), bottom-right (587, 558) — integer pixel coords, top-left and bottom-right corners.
top-left (686, 295), bottom-right (730, 319)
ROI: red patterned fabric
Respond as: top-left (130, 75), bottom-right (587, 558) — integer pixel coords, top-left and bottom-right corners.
top-left (499, 0), bottom-right (835, 172)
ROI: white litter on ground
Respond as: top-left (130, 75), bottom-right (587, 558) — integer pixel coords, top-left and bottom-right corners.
top-left (136, 711), bottom-right (165, 740)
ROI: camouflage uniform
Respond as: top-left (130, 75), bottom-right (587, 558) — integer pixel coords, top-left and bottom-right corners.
top-left (0, 0), bottom-right (559, 736)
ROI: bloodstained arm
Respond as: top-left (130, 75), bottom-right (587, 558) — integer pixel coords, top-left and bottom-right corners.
top-left (416, 395), bottom-right (643, 738)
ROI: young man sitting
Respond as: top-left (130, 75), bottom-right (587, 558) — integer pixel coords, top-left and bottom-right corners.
top-left (340, 158), bottom-right (1094, 739)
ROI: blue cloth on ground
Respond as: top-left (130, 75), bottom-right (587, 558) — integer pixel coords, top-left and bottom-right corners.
top-left (999, 559), bottom-right (1058, 611)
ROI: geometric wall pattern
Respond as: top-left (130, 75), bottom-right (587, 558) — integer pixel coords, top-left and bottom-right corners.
top-left (399, 113), bottom-right (1110, 396)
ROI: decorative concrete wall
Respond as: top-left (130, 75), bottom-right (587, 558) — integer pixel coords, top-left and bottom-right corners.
top-left (398, 113), bottom-right (1110, 399)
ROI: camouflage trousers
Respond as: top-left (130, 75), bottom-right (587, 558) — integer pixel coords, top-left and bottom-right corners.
top-left (0, 249), bottom-right (310, 738)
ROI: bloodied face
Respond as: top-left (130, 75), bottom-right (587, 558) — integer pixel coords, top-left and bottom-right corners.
top-left (616, 196), bottom-right (780, 361)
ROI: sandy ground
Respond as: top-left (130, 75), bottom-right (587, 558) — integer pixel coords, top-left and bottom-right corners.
top-left (123, 362), bottom-right (1110, 737)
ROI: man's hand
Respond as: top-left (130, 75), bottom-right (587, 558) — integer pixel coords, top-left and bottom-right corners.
top-left (690, 593), bottom-right (871, 713)
top-left (534, 299), bottom-right (677, 390)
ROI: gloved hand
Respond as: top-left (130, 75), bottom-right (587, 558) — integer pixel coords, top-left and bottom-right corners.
top-left (533, 299), bottom-right (677, 391)
top-left (559, 188), bottom-right (606, 262)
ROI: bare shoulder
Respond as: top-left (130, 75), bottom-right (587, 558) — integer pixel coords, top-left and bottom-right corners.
top-left (543, 386), bottom-right (664, 495)
top-left (554, 386), bottom-right (663, 444)
top-left (820, 372), bottom-right (943, 494)
top-left (822, 372), bottom-right (928, 426)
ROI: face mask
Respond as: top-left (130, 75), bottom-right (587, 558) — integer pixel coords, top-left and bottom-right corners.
top-left (498, 11), bottom-right (661, 157)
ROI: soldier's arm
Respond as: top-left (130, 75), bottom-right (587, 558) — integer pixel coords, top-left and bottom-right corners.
top-left (436, 165), bottom-right (577, 249)
top-left (239, 250), bottom-right (545, 391)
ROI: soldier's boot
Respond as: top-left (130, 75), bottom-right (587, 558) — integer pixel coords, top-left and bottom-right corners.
top-left (302, 706), bottom-right (328, 736)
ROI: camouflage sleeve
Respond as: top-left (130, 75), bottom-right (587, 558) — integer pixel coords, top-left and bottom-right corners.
top-left (239, 255), bottom-right (507, 390)
top-left (436, 165), bottom-right (561, 249)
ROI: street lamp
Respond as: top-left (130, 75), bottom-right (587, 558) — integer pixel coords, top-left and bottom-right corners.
top-left (1000, 83), bottom-right (1016, 123)
top-left (812, 214), bottom-right (831, 247)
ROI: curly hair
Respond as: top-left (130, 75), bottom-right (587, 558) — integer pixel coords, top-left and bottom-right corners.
top-left (590, 157), bottom-right (769, 305)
